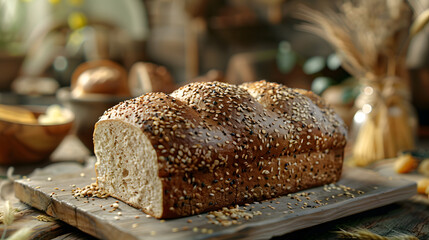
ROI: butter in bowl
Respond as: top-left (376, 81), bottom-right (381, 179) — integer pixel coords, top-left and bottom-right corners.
top-left (0, 104), bottom-right (74, 165)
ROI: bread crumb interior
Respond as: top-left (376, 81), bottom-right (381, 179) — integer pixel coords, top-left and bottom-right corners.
top-left (94, 120), bottom-right (162, 217)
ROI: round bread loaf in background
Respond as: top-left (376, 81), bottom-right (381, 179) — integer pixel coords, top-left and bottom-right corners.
top-left (71, 60), bottom-right (129, 97)
top-left (191, 69), bottom-right (226, 83)
top-left (129, 62), bottom-right (177, 96)
top-left (59, 60), bottom-right (130, 151)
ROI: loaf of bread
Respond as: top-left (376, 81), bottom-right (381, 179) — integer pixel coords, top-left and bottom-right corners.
top-left (191, 70), bottom-right (226, 83)
top-left (128, 62), bottom-right (177, 96)
top-left (71, 60), bottom-right (129, 97)
top-left (94, 80), bottom-right (347, 218)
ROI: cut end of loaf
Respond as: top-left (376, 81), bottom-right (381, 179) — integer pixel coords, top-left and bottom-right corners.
top-left (94, 120), bottom-right (163, 217)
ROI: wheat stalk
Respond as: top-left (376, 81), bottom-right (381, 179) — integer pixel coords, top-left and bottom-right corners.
top-left (295, 0), bottom-right (427, 166)
top-left (1, 201), bottom-right (16, 240)
top-left (6, 226), bottom-right (33, 240)
top-left (295, 0), bottom-right (414, 80)
top-left (336, 228), bottom-right (387, 239)
top-left (335, 228), bottom-right (418, 240)
top-left (410, 8), bottom-right (429, 37)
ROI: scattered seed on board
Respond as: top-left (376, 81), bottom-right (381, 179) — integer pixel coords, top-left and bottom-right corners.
top-left (34, 215), bottom-right (56, 222)
top-left (72, 183), bottom-right (110, 198)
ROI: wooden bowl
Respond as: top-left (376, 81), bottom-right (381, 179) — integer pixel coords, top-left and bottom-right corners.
top-left (0, 106), bottom-right (74, 165)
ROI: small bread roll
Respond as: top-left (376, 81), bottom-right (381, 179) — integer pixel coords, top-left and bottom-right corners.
top-left (191, 70), bottom-right (226, 83)
top-left (129, 62), bottom-right (177, 96)
top-left (418, 159), bottom-right (429, 177)
top-left (394, 154), bottom-right (418, 174)
top-left (71, 60), bottom-right (129, 97)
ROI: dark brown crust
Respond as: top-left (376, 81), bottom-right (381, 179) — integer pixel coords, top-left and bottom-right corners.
top-left (98, 80), bottom-right (347, 218)
top-left (160, 149), bottom-right (343, 218)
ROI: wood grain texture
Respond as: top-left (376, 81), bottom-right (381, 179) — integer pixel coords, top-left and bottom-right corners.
top-left (0, 202), bottom-right (71, 240)
top-left (52, 231), bottom-right (98, 240)
top-left (14, 167), bottom-right (416, 240)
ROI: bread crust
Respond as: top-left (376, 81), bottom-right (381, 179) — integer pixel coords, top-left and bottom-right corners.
top-left (95, 80), bottom-right (347, 218)
top-left (71, 60), bottom-right (129, 97)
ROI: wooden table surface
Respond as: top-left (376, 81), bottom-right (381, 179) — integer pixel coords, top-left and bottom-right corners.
top-left (1, 135), bottom-right (428, 240)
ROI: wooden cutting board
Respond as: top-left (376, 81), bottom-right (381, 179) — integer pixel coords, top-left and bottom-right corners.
top-left (14, 167), bottom-right (416, 240)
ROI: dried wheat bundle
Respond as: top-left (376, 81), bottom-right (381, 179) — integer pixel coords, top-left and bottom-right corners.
top-left (295, 0), bottom-right (428, 166)
top-left (335, 228), bottom-right (418, 240)
top-left (295, 0), bottom-right (412, 80)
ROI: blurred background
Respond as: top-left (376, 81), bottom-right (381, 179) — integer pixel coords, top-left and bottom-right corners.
top-left (2, 2), bottom-right (429, 239)
top-left (1, 0), bottom-right (429, 151)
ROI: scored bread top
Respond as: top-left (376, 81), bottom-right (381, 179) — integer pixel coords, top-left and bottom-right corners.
top-left (98, 80), bottom-right (347, 177)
